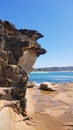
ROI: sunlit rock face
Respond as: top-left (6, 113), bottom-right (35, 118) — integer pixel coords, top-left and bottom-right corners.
top-left (18, 50), bottom-right (37, 73)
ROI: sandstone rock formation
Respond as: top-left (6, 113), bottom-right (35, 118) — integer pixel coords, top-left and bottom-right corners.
top-left (40, 82), bottom-right (58, 91)
top-left (0, 20), bottom-right (46, 73)
top-left (0, 20), bottom-right (46, 118)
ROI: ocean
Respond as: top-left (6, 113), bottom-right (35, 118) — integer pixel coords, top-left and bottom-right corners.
top-left (29, 71), bottom-right (73, 84)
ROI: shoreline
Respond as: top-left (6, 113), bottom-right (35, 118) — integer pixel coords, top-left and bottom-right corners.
top-left (31, 70), bottom-right (73, 73)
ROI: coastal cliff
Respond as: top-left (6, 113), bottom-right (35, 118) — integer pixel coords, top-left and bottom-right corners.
top-left (0, 20), bottom-right (46, 130)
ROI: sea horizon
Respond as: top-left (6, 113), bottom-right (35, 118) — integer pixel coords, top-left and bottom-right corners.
top-left (29, 71), bottom-right (73, 84)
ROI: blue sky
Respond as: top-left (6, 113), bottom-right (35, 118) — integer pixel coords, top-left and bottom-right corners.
top-left (0, 0), bottom-right (73, 67)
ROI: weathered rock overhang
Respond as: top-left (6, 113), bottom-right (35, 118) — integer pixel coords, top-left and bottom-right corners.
top-left (0, 20), bottom-right (46, 73)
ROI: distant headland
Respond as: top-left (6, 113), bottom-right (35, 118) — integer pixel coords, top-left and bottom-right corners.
top-left (34, 66), bottom-right (73, 71)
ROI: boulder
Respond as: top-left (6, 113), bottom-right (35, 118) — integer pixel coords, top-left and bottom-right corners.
top-left (40, 82), bottom-right (57, 91)
top-left (27, 82), bottom-right (36, 88)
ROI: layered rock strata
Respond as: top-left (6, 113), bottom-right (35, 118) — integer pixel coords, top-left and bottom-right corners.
top-left (0, 20), bottom-right (46, 117)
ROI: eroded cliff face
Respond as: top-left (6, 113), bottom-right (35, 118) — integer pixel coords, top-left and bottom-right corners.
top-left (0, 20), bottom-right (46, 84)
top-left (0, 20), bottom-right (46, 73)
top-left (0, 20), bottom-right (46, 121)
